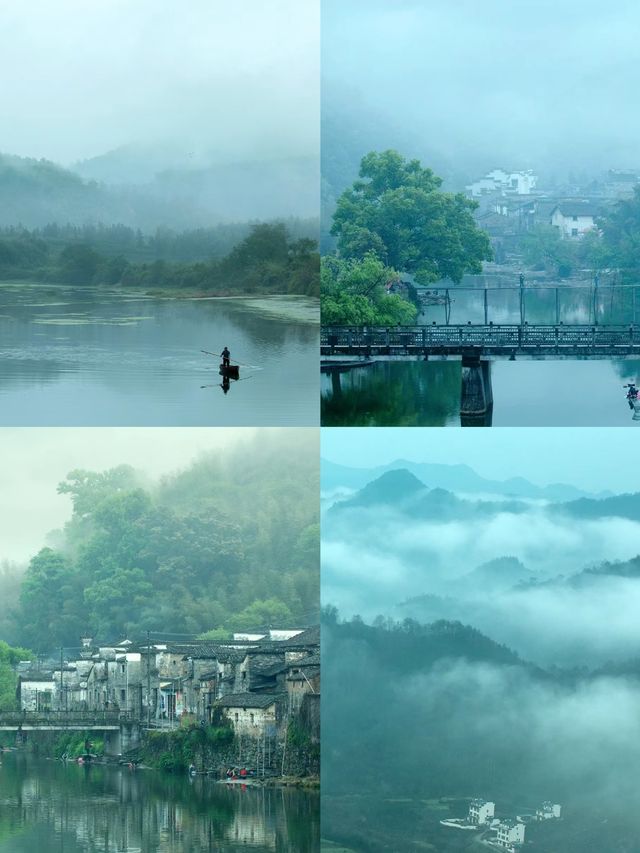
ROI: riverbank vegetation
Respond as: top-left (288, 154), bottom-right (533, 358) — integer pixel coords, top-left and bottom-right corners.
top-left (53, 732), bottom-right (105, 759)
top-left (321, 150), bottom-right (492, 324)
top-left (10, 432), bottom-right (318, 651)
top-left (143, 722), bottom-right (234, 773)
top-left (0, 221), bottom-right (319, 296)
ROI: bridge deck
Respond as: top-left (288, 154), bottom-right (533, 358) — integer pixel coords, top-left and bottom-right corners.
top-left (0, 712), bottom-right (130, 731)
top-left (321, 324), bottom-right (640, 358)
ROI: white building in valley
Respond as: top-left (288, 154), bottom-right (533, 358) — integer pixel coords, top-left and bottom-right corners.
top-left (550, 202), bottom-right (598, 237)
top-left (467, 169), bottom-right (537, 197)
top-left (496, 819), bottom-right (525, 848)
top-left (536, 801), bottom-right (561, 820)
top-left (469, 799), bottom-right (495, 825)
top-left (17, 673), bottom-right (55, 711)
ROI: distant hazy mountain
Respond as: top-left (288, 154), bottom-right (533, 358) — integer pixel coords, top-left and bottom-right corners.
top-left (322, 458), bottom-right (607, 502)
top-left (327, 469), bottom-right (531, 522)
top-left (571, 555), bottom-right (640, 583)
top-left (324, 614), bottom-right (524, 673)
top-left (559, 493), bottom-right (640, 522)
top-left (0, 150), bottom-right (318, 230)
top-left (334, 469), bottom-right (427, 508)
top-left (74, 143), bottom-right (203, 185)
top-left (461, 556), bottom-right (534, 591)
top-left (0, 153), bottom-right (118, 228)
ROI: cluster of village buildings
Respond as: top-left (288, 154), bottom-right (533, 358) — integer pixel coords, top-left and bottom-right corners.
top-left (466, 798), bottom-right (562, 851)
top-left (464, 166), bottom-right (640, 260)
top-left (14, 626), bottom-right (319, 741)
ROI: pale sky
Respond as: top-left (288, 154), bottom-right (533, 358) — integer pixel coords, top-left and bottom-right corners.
top-left (321, 428), bottom-right (640, 495)
top-left (323, 0), bottom-right (640, 176)
top-left (0, 0), bottom-right (319, 164)
top-left (0, 427), bottom-right (264, 563)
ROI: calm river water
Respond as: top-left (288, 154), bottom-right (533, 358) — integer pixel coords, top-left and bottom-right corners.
top-left (321, 359), bottom-right (640, 426)
top-left (0, 753), bottom-right (318, 852)
top-left (0, 283), bottom-right (319, 425)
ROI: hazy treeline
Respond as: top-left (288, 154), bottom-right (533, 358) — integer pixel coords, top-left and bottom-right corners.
top-left (0, 222), bottom-right (320, 296)
top-left (0, 218), bottom-right (318, 264)
top-left (7, 432), bottom-right (319, 652)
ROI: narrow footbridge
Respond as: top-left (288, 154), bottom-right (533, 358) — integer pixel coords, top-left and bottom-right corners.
top-left (321, 324), bottom-right (640, 359)
top-left (0, 711), bottom-right (127, 731)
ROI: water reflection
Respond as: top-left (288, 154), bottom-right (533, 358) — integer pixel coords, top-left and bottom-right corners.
top-left (418, 276), bottom-right (640, 327)
top-left (321, 361), bottom-right (461, 426)
top-left (0, 753), bottom-right (318, 852)
top-left (0, 283), bottom-right (319, 425)
top-left (321, 359), bottom-right (640, 426)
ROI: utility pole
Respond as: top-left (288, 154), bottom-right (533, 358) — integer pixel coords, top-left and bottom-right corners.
top-left (147, 630), bottom-right (151, 728)
top-left (60, 647), bottom-right (63, 715)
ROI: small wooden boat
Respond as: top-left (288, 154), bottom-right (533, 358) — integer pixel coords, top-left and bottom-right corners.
top-left (219, 364), bottom-right (240, 380)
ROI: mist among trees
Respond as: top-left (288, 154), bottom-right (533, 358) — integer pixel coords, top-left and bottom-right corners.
top-left (8, 432), bottom-right (319, 651)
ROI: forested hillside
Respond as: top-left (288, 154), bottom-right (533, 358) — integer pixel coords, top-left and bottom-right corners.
top-left (11, 432), bottom-right (319, 651)
top-left (323, 611), bottom-right (640, 806)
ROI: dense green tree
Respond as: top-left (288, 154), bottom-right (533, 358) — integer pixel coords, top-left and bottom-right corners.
top-left (233, 598), bottom-right (294, 631)
top-left (18, 549), bottom-right (82, 649)
top-left (598, 186), bottom-right (640, 276)
top-left (57, 466), bottom-right (139, 519)
top-left (83, 568), bottom-right (154, 639)
top-left (330, 150), bottom-right (492, 283)
top-left (321, 253), bottom-right (418, 325)
top-left (0, 642), bottom-right (33, 711)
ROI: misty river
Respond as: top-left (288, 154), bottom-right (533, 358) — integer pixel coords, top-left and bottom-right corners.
top-left (0, 283), bottom-right (319, 425)
top-left (0, 752), bottom-right (319, 853)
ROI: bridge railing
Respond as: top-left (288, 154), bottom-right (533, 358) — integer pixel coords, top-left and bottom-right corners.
top-left (322, 324), bottom-right (640, 351)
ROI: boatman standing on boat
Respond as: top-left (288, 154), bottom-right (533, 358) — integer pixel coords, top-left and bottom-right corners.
top-left (221, 346), bottom-right (231, 367)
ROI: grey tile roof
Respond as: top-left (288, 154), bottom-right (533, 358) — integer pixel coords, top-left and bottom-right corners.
top-left (551, 201), bottom-right (599, 217)
top-left (280, 626), bottom-right (320, 647)
top-left (289, 653), bottom-right (320, 668)
top-left (216, 692), bottom-right (282, 709)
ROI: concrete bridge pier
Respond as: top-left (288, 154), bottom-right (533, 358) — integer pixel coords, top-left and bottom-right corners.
top-left (119, 721), bottom-right (142, 754)
top-left (104, 729), bottom-right (121, 756)
top-left (460, 354), bottom-right (493, 425)
top-left (103, 722), bottom-right (141, 756)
